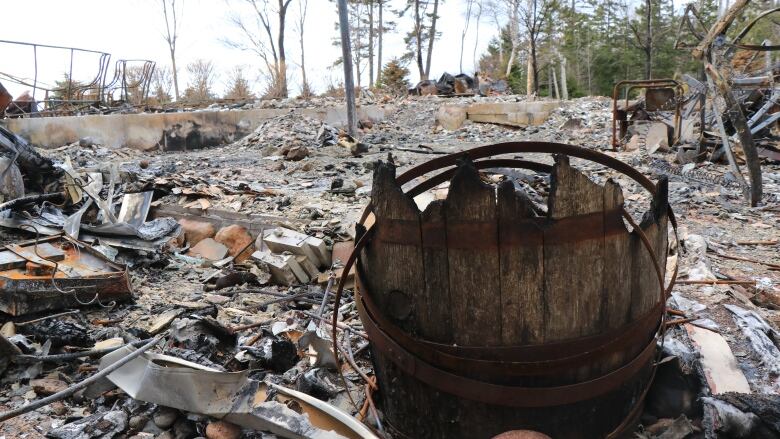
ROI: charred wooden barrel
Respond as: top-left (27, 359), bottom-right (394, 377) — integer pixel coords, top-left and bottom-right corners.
top-left (349, 142), bottom-right (673, 439)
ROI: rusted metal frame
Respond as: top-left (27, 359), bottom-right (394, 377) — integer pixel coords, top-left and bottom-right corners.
top-left (611, 79), bottom-right (683, 150)
top-left (626, 83), bottom-right (683, 145)
top-left (355, 289), bottom-right (657, 408)
top-left (0, 40), bottom-right (110, 116)
top-left (705, 64), bottom-right (763, 206)
top-left (104, 60), bottom-right (156, 107)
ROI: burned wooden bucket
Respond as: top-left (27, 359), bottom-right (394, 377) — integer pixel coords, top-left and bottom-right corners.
top-left (334, 142), bottom-right (675, 439)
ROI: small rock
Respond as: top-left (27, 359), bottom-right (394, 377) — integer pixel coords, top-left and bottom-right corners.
top-left (173, 418), bottom-right (197, 439)
top-left (492, 431), bottom-right (552, 439)
top-left (646, 122), bottom-right (671, 153)
top-left (50, 401), bottom-right (67, 416)
top-left (205, 420), bottom-right (242, 439)
top-left (214, 225), bottom-right (254, 262)
top-left (129, 414), bottom-right (150, 430)
top-left (189, 238), bottom-right (229, 261)
top-left (79, 136), bottom-right (98, 147)
top-left (625, 134), bottom-right (641, 151)
top-left (153, 406), bottom-right (179, 429)
top-left (285, 145), bottom-right (309, 161)
top-left (559, 118), bottom-right (583, 130)
top-left (203, 294), bottom-right (231, 305)
top-left (178, 219), bottom-right (217, 246)
top-left (436, 105), bottom-right (467, 130)
top-left (140, 160), bottom-right (150, 169)
top-left (156, 432), bottom-right (175, 439)
top-left (297, 368), bottom-right (344, 400)
top-left (30, 378), bottom-right (68, 395)
top-left (130, 434), bottom-right (156, 439)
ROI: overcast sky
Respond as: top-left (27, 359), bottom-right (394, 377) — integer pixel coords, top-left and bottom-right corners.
top-left (0, 0), bottom-right (494, 100)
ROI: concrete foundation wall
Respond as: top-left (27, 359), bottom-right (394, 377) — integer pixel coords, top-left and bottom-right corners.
top-left (3, 105), bottom-right (389, 151)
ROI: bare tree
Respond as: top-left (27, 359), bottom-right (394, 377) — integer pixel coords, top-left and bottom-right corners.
top-left (224, 66), bottom-right (256, 99)
top-left (151, 66), bottom-right (174, 104)
top-left (628, 0), bottom-right (654, 79)
top-left (401, 0), bottom-right (442, 80)
top-left (519, 0), bottom-right (555, 96)
top-left (460, 0), bottom-right (476, 73)
top-left (484, 0), bottom-right (517, 75)
top-left (225, 0), bottom-right (294, 98)
top-left (294, 0), bottom-right (312, 96)
top-left (161, 0), bottom-right (182, 101)
top-left (472, 0), bottom-right (483, 72)
top-left (183, 59), bottom-right (217, 101)
top-left (377, 0), bottom-right (384, 84)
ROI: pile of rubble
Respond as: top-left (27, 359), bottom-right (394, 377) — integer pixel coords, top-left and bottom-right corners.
top-left (0, 81), bottom-right (777, 438)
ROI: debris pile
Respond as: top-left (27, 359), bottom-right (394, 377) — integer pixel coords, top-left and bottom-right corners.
top-left (0, 50), bottom-right (778, 439)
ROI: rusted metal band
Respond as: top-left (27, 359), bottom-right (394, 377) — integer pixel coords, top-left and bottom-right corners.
top-left (357, 270), bottom-right (662, 366)
top-left (376, 210), bottom-right (627, 249)
top-left (356, 293), bottom-right (656, 408)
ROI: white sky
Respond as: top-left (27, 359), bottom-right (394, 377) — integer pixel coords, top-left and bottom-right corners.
top-left (0, 0), bottom-right (494, 100)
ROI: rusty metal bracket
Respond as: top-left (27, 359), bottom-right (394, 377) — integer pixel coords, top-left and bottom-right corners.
top-left (611, 79), bottom-right (684, 150)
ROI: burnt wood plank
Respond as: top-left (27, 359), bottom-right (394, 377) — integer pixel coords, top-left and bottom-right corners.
top-left (630, 179), bottom-right (669, 322)
top-left (601, 180), bottom-right (634, 374)
top-left (445, 160), bottom-right (501, 346)
top-left (602, 180), bottom-right (632, 329)
top-left (497, 181), bottom-right (545, 344)
top-left (365, 162), bottom-right (425, 333)
top-left (544, 155), bottom-right (605, 341)
top-left (419, 200), bottom-right (452, 342)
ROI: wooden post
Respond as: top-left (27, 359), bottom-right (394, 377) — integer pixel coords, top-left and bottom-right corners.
top-left (337, 0), bottom-right (358, 137)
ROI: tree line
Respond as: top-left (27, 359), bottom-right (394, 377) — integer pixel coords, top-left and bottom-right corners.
top-left (61, 0), bottom-right (778, 104)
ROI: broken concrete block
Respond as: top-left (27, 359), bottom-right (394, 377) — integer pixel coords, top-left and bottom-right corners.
top-left (625, 134), bottom-right (641, 151)
top-left (559, 118), bottom-right (583, 130)
top-left (287, 255), bottom-right (309, 284)
top-left (252, 251), bottom-right (300, 286)
top-left (31, 378), bottom-right (68, 395)
top-left (685, 324), bottom-right (750, 395)
top-left (436, 105), bottom-right (467, 130)
top-left (295, 255), bottom-right (320, 279)
top-left (306, 235), bottom-right (331, 267)
top-left (178, 218), bottom-right (216, 246)
top-left (263, 228), bottom-right (330, 268)
top-left (215, 225), bottom-right (254, 262)
top-left (285, 145), bottom-right (309, 161)
top-left (190, 238), bottom-right (229, 261)
top-left (646, 122), bottom-right (671, 154)
top-left (466, 101), bottom-right (559, 127)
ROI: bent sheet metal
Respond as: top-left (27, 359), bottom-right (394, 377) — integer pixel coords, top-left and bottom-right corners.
top-left (95, 345), bottom-right (378, 439)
